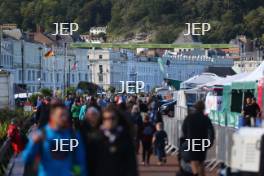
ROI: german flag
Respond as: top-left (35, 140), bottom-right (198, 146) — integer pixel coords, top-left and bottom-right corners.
top-left (44, 50), bottom-right (55, 58)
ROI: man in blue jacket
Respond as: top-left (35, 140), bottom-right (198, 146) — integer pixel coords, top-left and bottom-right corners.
top-left (23, 103), bottom-right (87, 176)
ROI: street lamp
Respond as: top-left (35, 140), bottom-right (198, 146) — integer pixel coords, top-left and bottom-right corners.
top-left (68, 58), bottom-right (71, 88)
top-left (38, 46), bottom-right (43, 90)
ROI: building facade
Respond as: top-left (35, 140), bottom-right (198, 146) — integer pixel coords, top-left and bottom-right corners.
top-left (1, 37), bottom-right (90, 94)
top-left (88, 49), bottom-right (234, 93)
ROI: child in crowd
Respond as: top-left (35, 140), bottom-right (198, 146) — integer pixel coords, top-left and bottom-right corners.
top-left (141, 115), bottom-right (155, 165)
top-left (153, 122), bottom-right (168, 165)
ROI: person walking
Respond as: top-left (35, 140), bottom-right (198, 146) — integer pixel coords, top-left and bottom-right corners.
top-left (140, 114), bottom-right (155, 166)
top-left (131, 105), bottom-right (143, 154)
top-left (94, 105), bottom-right (138, 176)
top-left (71, 98), bottom-right (81, 129)
top-left (22, 103), bottom-right (87, 176)
top-left (36, 97), bottom-right (51, 128)
top-left (181, 101), bottom-right (215, 176)
top-left (79, 101), bottom-right (88, 121)
top-left (153, 122), bottom-right (168, 165)
top-left (80, 107), bottom-right (101, 176)
top-left (7, 119), bottom-right (25, 155)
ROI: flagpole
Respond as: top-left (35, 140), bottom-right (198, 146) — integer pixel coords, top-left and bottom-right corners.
top-left (63, 43), bottom-right (67, 97)
top-left (52, 45), bottom-right (56, 97)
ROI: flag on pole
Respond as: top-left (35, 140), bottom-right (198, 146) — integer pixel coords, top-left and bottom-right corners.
top-left (158, 57), bottom-right (165, 73)
top-left (72, 61), bottom-right (78, 70)
top-left (44, 49), bottom-right (55, 58)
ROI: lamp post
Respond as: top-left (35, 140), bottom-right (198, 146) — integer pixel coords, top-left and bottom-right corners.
top-left (38, 46), bottom-right (43, 90)
top-left (68, 58), bottom-right (71, 88)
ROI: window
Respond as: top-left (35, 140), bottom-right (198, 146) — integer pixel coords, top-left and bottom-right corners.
top-left (32, 70), bottom-right (35, 81)
top-left (99, 74), bottom-right (103, 82)
top-left (56, 73), bottom-right (60, 82)
top-left (72, 74), bottom-right (75, 82)
top-left (78, 73), bottom-right (81, 81)
top-left (99, 65), bottom-right (103, 73)
top-left (43, 73), bottom-right (46, 82)
top-left (37, 71), bottom-right (41, 79)
top-left (28, 70), bottom-right (31, 81)
top-left (19, 70), bottom-right (22, 81)
top-left (99, 55), bottom-right (103, 59)
top-left (85, 73), bottom-right (88, 81)
top-left (50, 73), bottom-right (53, 82)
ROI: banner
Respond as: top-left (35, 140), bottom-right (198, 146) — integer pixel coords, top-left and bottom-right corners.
top-left (227, 112), bottom-right (240, 128)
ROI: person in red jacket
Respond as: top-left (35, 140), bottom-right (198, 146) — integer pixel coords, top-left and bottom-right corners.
top-left (7, 119), bottom-right (25, 155)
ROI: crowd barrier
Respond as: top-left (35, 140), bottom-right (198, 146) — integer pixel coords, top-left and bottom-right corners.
top-left (164, 106), bottom-right (238, 167)
top-left (0, 139), bottom-right (13, 175)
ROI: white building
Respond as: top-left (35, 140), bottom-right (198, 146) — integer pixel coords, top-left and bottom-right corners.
top-left (88, 49), bottom-right (127, 91)
top-left (233, 60), bottom-right (262, 73)
top-left (88, 49), bottom-right (234, 93)
top-left (89, 26), bottom-right (107, 35)
top-left (1, 38), bottom-right (90, 93)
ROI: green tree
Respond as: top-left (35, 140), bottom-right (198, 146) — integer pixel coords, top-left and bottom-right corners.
top-left (40, 88), bottom-right (52, 97)
top-left (244, 7), bottom-right (264, 38)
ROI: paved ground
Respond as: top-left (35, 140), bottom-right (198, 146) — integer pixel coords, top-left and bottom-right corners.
top-left (138, 153), bottom-right (218, 176)
top-left (138, 152), bottom-right (179, 176)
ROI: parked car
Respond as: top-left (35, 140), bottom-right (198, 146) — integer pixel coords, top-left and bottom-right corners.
top-left (158, 99), bottom-right (173, 107)
top-left (160, 100), bottom-right (176, 117)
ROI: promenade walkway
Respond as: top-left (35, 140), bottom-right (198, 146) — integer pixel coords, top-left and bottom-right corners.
top-left (138, 153), bottom-right (218, 176)
top-left (139, 154), bottom-right (179, 176)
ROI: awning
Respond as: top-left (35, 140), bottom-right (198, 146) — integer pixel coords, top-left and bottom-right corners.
top-left (231, 81), bottom-right (257, 90)
top-left (164, 79), bottom-right (181, 90)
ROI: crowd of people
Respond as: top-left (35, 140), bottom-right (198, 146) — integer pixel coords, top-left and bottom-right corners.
top-left (4, 92), bottom-right (220, 176)
top-left (19, 94), bottom-right (168, 176)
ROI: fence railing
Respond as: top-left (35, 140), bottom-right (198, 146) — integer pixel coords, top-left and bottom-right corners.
top-left (0, 138), bottom-right (13, 175)
top-left (164, 105), bottom-right (238, 166)
top-left (0, 114), bottom-right (35, 176)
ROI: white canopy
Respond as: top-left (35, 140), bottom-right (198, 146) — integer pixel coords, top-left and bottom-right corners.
top-left (180, 73), bottom-right (220, 89)
top-left (202, 72), bottom-right (250, 87)
top-left (234, 61), bottom-right (264, 82)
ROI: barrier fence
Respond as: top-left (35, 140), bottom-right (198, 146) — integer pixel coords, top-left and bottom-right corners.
top-left (164, 106), bottom-right (238, 166)
top-left (0, 139), bottom-right (13, 175)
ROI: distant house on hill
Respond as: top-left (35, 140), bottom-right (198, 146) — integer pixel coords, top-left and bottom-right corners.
top-left (173, 29), bottom-right (200, 44)
top-left (89, 26), bottom-right (107, 35)
top-left (173, 30), bottom-right (201, 53)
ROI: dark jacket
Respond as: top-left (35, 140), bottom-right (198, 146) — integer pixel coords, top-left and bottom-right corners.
top-left (131, 112), bottom-right (143, 139)
top-left (36, 103), bottom-right (50, 128)
top-left (80, 121), bottom-right (101, 176)
top-left (94, 127), bottom-right (138, 176)
top-left (181, 111), bottom-right (215, 161)
top-left (140, 122), bottom-right (155, 143)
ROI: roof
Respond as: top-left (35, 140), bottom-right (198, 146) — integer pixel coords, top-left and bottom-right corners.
top-left (180, 73), bottom-right (220, 89)
top-left (90, 26), bottom-right (107, 30)
top-left (205, 67), bottom-right (236, 77)
top-left (202, 72), bottom-right (249, 87)
top-left (3, 29), bottom-right (22, 40)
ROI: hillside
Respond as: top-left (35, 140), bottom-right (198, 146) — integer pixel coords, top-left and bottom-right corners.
top-left (1, 0), bottom-right (264, 43)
